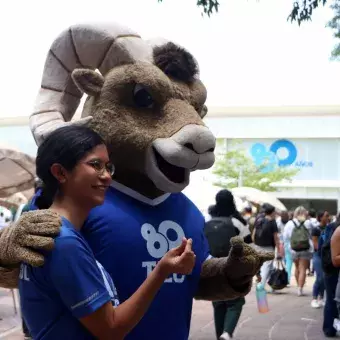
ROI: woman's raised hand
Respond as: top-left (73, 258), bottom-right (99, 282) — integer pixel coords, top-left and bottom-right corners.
top-left (159, 238), bottom-right (196, 276)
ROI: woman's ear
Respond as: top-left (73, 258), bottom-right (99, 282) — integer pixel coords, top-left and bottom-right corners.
top-left (50, 164), bottom-right (67, 184)
top-left (71, 68), bottom-right (104, 96)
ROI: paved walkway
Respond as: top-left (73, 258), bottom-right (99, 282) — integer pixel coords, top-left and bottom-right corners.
top-left (190, 276), bottom-right (328, 340)
top-left (0, 276), bottom-right (330, 339)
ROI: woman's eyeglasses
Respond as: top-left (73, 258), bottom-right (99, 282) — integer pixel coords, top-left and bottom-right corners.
top-left (86, 160), bottom-right (115, 177)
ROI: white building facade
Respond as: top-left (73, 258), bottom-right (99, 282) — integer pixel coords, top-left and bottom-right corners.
top-left (1, 105), bottom-right (340, 212)
top-left (204, 105), bottom-right (340, 214)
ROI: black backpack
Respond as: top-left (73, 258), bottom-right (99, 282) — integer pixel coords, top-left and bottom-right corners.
top-left (254, 215), bottom-right (273, 247)
top-left (204, 217), bottom-right (238, 258)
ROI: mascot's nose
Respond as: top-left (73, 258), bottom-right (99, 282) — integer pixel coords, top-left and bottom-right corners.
top-left (172, 124), bottom-right (216, 154)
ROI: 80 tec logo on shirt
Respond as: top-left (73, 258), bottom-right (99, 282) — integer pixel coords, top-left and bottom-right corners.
top-left (141, 220), bottom-right (186, 283)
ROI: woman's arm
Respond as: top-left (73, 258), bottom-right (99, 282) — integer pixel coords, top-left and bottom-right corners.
top-left (331, 227), bottom-right (340, 267)
top-left (311, 227), bottom-right (321, 251)
top-left (49, 235), bottom-right (195, 340)
top-left (80, 238), bottom-right (195, 340)
top-left (312, 236), bottom-right (319, 251)
top-left (80, 264), bottom-right (166, 339)
top-left (271, 220), bottom-right (283, 257)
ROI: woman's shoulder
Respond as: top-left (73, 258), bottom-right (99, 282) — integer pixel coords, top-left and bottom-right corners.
top-left (53, 219), bottom-right (89, 254)
top-left (56, 219), bottom-right (81, 239)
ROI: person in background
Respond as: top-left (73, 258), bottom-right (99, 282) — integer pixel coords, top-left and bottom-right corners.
top-left (242, 206), bottom-right (252, 223)
top-left (288, 211), bottom-right (294, 221)
top-left (310, 211), bottom-right (328, 308)
top-left (305, 209), bottom-right (320, 276)
top-left (283, 206), bottom-right (313, 296)
top-left (253, 203), bottom-right (282, 292)
top-left (205, 189), bottom-right (252, 340)
top-left (243, 205), bottom-right (256, 236)
top-left (306, 209), bottom-right (320, 232)
top-left (278, 211), bottom-right (293, 286)
top-left (326, 213), bottom-right (340, 337)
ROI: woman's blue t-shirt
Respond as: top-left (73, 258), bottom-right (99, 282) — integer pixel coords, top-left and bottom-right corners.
top-left (19, 217), bottom-right (119, 340)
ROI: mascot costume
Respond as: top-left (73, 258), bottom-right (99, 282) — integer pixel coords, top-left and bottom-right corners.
top-left (0, 23), bottom-right (273, 340)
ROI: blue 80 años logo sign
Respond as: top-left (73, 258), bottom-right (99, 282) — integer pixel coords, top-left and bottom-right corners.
top-left (250, 139), bottom-right (312, 173)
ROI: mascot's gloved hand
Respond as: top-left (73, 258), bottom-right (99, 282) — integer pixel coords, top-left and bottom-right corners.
top-left (223, 236), bottom-right (274, 286)
top-left (0, 210), bottom-right (61, 267)
top-left (195, 237), bottom-right (274, 301)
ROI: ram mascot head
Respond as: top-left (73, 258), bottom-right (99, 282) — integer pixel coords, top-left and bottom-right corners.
top-left (30, 23), bottom-right (216, 197)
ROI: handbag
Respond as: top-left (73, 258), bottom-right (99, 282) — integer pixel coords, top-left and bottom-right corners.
top-left (268, 259), bottom-right (288, 290)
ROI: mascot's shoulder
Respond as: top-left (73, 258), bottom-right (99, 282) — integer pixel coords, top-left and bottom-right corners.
top-left (175, 192), bottom-right (204, 217)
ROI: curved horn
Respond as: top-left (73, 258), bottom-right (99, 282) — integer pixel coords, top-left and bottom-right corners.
top-left (30, 23), bottom-right (153, 146)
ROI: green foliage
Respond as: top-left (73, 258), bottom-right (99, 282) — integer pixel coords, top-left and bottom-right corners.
top-left (157, 0), bottom-right (219, 16)
top-left (287, 0), bottom-right (340, 60)
top-left (212, 140), bottom-right (299, 192)
top-left (287, 0), bottom-right (328, 25)
top-left (327, 0), bottom-right (340, 59)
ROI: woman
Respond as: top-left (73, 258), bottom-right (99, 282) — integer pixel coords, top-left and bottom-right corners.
top-left (205, 189), bottom-right (251, 340)
top-left (324, 213), bottom-right (340, 337)
top-left (283, 206), bottom-right (313, 296)
top-left (277, 211), bottom-right (291, 284)
top-left (253, 203), bottom-right (281, 291)
top-left (19, 125), bottom-right (196, 340)
top-left (310, 210), bottom-right (328, 308)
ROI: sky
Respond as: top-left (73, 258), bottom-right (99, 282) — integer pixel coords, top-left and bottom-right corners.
top-left (0, 0), bottom-right (339, 119)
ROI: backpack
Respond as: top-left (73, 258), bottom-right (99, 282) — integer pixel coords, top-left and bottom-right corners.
top-left (204, 217), bottom-right (238, 258)
top-left (320, 224), bottom-right (338, 275)
top-left (290, 220), bottom-right (310, 251)
top-left (254, 215), bottom-right (273, 247)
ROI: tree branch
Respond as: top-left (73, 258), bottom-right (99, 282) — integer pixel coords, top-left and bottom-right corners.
top-left (157, 0), bottom-right (219, 16)
top-left (287, 0), bottom-right (328, 25)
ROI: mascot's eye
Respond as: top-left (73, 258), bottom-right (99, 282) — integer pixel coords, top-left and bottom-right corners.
top-left (133, 84), bottom-right (154, 108)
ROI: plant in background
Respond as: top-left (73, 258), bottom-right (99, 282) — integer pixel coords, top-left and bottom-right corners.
top-left (212, 140), bottom-right (299, 192)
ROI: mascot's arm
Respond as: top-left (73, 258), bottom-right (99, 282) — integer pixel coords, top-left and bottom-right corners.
top-left (195, 237), bottom-right (274, 301)
top-left (0, 210), bottom-right (61, 288)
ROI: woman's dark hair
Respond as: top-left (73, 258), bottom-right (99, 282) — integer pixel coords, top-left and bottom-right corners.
top-left (262, 203), bottom-right (275, 216)
top-left (208, 189), bottom-right (237, 218)
top-left (317, 210), bottom-right (327, 222)
top-left (35, 125), bottom-right (105, 209)
top-left (308, 209), bottom-right (316, 218)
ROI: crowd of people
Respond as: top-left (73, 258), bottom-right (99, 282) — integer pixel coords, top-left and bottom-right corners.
top-left (204, 190), bottom-right (340, 339)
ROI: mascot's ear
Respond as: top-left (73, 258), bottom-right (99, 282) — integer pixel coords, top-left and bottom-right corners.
top-left (71, 69), bottom-right (104, 96)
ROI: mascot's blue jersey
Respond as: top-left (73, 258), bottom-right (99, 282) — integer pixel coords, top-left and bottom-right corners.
top-left (82, 183), bottom-right (210, 340)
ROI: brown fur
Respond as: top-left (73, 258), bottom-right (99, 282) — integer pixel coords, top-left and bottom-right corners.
top-left (153, 42), bottom-right (199, 82)
top-left (78, 61), bottom-right (207, 197)
top-left (195, 237), bottom-right (275, 300)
